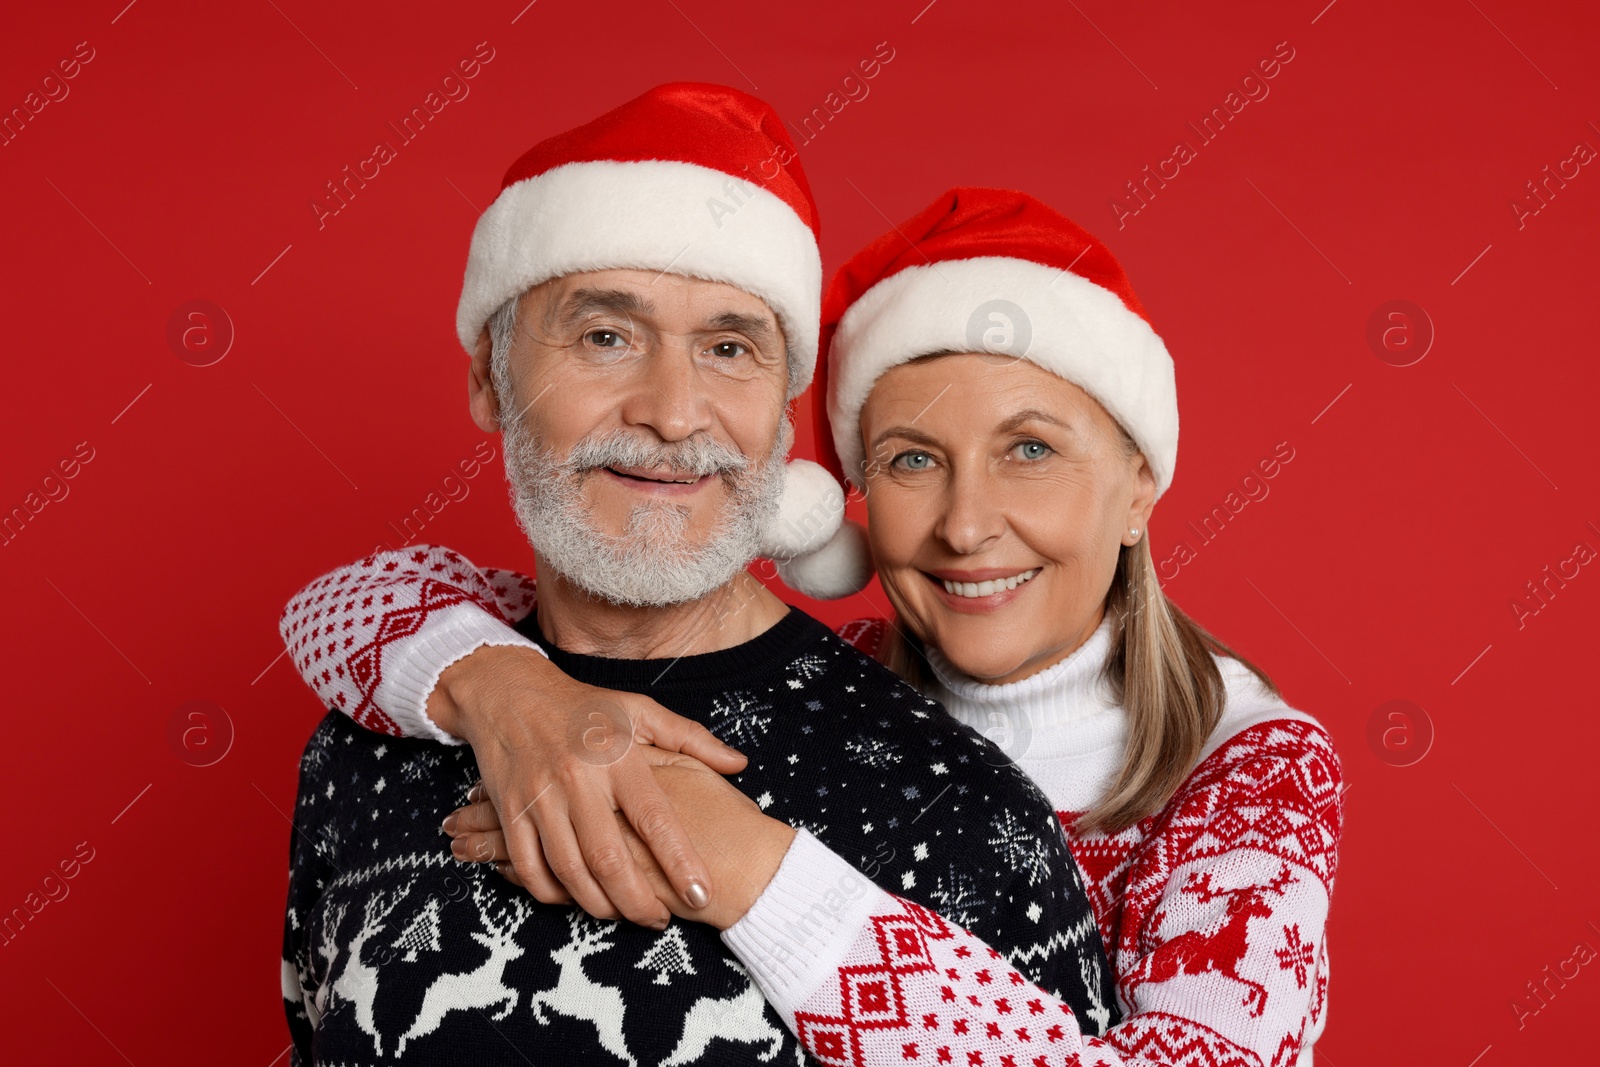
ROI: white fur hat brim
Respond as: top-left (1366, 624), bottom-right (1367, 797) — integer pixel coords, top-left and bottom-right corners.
top-left (826, 256), bottom-right (1178, 497)
top-left (457, 159), bottom-right (823, 397)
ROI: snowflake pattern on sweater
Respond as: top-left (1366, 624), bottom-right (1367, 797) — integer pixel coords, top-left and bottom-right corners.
top-left (281, 594), bottom-right (1116, 1064)
top-left (277, 548), bottom-right (1341, 1067)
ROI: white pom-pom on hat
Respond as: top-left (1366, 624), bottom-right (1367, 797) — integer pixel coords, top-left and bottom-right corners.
top-left (757, 460), bottom-right (875, 600)
top-left (759, 459), bottom-right (844, 560)
top-left (777, 520), bottom-right (873, 601)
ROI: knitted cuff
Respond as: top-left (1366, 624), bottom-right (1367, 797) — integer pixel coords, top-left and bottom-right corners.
top-left (377, 603), bottom-right (547, 745)
top-left (721, 828), bottom-right (891, 1016)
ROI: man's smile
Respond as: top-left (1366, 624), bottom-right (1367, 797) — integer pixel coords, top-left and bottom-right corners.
top-left (603, 465), bottom-right (715, 494)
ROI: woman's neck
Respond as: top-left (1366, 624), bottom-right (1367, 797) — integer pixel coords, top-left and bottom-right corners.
top-left (970, 605), bottom-right (1108, 687)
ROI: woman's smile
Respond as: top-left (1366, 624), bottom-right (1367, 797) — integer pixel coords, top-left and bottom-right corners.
top-left (924, 566), bottom-right (1041, 612)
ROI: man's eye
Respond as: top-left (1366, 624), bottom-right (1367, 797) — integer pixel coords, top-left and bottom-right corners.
top-left (709, 341), bottom-right (749, 359)
top-left (1013, 441), bottom-right (1051, 461)
top-left (585, 329), bottom-right (627, 349)
top-left (893, 450), bottom-right (935, 471)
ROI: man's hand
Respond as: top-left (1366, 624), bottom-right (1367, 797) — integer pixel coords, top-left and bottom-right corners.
top-left (429, 644), bottom-right (748, 930)
top-left (446, 751), bottom-right (796, 930)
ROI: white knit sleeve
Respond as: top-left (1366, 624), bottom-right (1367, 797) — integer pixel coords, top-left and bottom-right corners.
top-left (721, 829), bottom-right (888, 1016)
top-left (722, 829), bottom-right (1123, 1066)
top-left (277, 545), bottom-right (542, 743)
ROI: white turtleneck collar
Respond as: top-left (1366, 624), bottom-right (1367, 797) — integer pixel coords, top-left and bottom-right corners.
top-left (924, 614), bottom-right (1122, 734)
top-left (918, 611), bottom-right (1313, 815)
top-left (920, 615), bottom-right (1125, 811)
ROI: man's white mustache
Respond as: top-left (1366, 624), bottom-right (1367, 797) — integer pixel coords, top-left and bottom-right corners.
top-left (561, 429), bottom-right (751, 480)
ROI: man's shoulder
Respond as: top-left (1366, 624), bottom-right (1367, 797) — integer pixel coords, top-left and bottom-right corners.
top-left (294, 707), bottom-right (456, 800)
top-left (802, 617), bottom-right (927, 699)
top-left (299, 706), bottom-right (383, 762)
top-left (794, 613), bottom-right (1024, 740)
top-left (295, 709), bottom-right (357, 784)
top-left (791, 622), bottom-right (1058, 817)
top-left (794, 620), bottom-right (980, 736)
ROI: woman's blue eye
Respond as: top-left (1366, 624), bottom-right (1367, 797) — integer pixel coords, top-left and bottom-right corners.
top-left (895, 451), bottom-right (933, 470)
top-left (1015, 441), bottom-right (1050, 460)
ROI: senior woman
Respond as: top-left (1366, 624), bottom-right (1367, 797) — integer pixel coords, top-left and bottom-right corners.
top-left (276, 189), bottom-right (1343, 1066)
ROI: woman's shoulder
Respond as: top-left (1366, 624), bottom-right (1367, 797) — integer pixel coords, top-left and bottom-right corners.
top-left (1166, 653), bottom-right (1344, 824)
top-left (833, 616), bottom-right (889, 656)
top-left (1136, 657), bottom-right (1345, 887)
top-left (1200, 652), bottom-right (1335, 764)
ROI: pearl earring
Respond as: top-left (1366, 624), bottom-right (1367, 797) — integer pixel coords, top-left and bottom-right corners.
top-left (1129, 528), bottom-right (1140, 541)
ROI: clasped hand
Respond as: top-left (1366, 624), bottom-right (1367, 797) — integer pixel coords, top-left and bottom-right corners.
top-left (432, 645), bottom-right (794, 931)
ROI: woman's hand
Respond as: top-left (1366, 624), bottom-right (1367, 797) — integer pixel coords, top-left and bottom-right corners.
top-left (428, 644), bottom-right (749, 930)
top-left (446, 751), bottom-right (796, 931)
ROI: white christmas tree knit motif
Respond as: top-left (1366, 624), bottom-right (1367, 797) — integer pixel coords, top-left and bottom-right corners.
top-left (390, 897), bottom-right (442, 962)
top-left (637, 924), bottom-right (698, 986)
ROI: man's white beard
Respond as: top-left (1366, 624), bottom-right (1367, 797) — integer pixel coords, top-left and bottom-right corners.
top-left (501, 413), bottom-right (790, 608)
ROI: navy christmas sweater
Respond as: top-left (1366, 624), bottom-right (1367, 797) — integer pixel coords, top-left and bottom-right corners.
top-left (282, 607), bottom-right (1115, 1064)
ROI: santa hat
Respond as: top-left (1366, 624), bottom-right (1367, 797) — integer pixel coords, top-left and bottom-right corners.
top-left (456, 82), bottom-right (856, 582)
top-left (782, 187), bottom-right (1179, 599)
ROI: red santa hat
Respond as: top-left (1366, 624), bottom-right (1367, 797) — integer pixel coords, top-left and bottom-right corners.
top-left (781, 187), bottom-right (1180, 600)
top-left (457, 82), bottom-right (855, 576)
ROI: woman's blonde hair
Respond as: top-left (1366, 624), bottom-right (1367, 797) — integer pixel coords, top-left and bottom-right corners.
top-left (877, 421), bottom-right (1279, 835)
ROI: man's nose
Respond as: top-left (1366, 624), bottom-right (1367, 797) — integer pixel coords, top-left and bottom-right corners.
top-left (616, 341), bottom-right (714, 443)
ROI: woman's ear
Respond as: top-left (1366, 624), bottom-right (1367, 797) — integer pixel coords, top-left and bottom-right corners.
top-left (468, 326), bottom-right (500, 433)
top-left (1125, 452), bottom-right (1158, 544)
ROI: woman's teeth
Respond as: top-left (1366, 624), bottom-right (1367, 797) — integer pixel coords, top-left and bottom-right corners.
top-left (941, 569), bottom-right (1039, 598)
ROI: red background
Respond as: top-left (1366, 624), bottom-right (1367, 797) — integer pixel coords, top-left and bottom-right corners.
top-left (3, 0), bottom-right (1597, 1062)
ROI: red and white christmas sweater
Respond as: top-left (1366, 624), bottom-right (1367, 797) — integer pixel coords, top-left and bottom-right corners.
top-left (280, 546), bottom-right (1344, 1067)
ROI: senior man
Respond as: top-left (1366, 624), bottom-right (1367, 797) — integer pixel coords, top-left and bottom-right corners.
top-left (281, 83), bottom-right (1113, 1064)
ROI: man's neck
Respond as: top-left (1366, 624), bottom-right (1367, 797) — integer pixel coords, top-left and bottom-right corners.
top-left (533, 566), bottom-right (791, 659)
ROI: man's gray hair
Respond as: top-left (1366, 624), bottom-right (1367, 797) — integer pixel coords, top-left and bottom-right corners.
top-left (487, 293), bottom-right (521, 413)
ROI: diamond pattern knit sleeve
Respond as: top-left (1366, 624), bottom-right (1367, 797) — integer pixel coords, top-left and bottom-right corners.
top-left (276, 545), bottom-right (541, 743)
